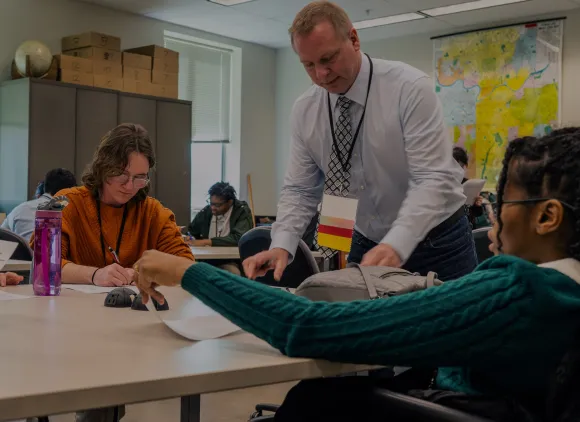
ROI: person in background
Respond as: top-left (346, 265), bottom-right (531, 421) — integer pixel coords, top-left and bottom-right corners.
top-left (187, 182), bottom-right (253, 275)
top-left (244, 1), bottom-right (476, 283)
top-left (31, 123), bottom-right (194, 422)
top-left (452, 146), bottom-right (485, 228)
top-left (1, 168), bottom-right (77, 240)
top-left (137, 129), bottom-right (580, 421)
top-left (0, 272), bottom-right (23, 287)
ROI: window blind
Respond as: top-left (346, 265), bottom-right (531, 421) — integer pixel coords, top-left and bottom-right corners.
top-left (165, 37), bottom-right (231, 142)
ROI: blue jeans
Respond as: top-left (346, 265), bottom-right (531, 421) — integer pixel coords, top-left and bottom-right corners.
top-left (348, 215), bottom-right (477, 281)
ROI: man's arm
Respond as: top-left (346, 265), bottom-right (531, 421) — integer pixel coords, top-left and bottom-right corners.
top-left (270, 104), bottom-right (324, 258)
top-left (382, 76), bottom-right (465, 262)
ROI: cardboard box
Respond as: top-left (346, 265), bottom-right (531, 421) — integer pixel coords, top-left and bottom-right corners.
top-left (152, 57), bottom-right (179, 74)
top-left (123, 66), bottom-right (151, 82)
top-left (0, 213), bottom-right (6, 226)
top-left (93, 74), bottom-right (123, 91)
top-left (93, 61), bottom-right (123, 78)
top-left (152, 84), bottom-right (178, 99)
top-left (122, 52), bottom-right (152, 70)
top-left (62, 32), bottom-right (121, 52)
top-left (123, 79), bottom-right (154, 95)
top-left (66, 47), bottom-right (122, 63)
top-left (125, 45), bottom-right (178, 60)
top-left (54, 54), bottom-right (93, 73)
top-left (151, 70), bottom-right (178, 85)
top-left (59, 69), bottom-right (94, 87)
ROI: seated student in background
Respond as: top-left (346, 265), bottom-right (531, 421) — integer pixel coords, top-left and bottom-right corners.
top-left (187, 182), bottom-right (253, 275)
top-left (0, 272), bottom-right (23, 287)
top-left (453, 146), bottom-right (485, 228)
top-left (136, 129), bottom-right (580, 421)
top-left (1, 168), bottom-right (77, 240)
top-left (187, 182), bottom-right (253, 247)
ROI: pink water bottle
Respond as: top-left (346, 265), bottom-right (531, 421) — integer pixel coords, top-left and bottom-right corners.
top-left (32, 209), bottom-right (63, 296)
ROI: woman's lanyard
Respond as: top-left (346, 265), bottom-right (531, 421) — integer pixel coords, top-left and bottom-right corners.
top-left (96, 201), bottom-right (128, 267)
top-left (326, 53), bottom-right (374, 182)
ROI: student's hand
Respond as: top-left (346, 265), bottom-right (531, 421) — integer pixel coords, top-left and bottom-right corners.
top-left (192, 239), bottom-right (212, 247)
top-left (133, 250), bottom-right (194, 304)
top-left (361, 243), bottom-right (402, 267)
top-left (242, 248), bottom-right (289, 281)
top-left (0, 272), bottom-right (24, 287)
top-left (488, 225), bottom-right (500, 255)
top-left (93, 263), bottom-right (134, 287)
top-left (474, 196), bottom-right (483, 207)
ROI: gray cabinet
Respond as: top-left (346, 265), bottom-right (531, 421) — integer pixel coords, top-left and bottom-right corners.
top-left (0, 78), bottom-right (192, 224)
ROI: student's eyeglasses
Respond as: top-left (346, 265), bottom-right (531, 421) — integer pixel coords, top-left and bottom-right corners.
top-left (491, 198), bottom-right (577, 215)
top-left (110, 172), bottom-right (150, 189)
top-left (208, 200), bottom-right (226, 208)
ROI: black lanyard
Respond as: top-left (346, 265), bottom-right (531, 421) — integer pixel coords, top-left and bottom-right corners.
top-left (96, 200), bottom-right (128, 267)
top-left (326, 53), bottom-right (374, 174)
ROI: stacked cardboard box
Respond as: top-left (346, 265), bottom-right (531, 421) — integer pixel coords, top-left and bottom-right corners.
top-left (125, 45), bottom-right (179, 99)
top-left (55, 54), bottom-right (93, 87)
top-left (61, 32), bottom-right (123, 90)
top-left (121, 52), bottom-right (153, 95)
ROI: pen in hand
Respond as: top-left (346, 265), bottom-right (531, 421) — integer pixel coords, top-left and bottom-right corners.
top-left (108, 246), bottom-right (135, 285)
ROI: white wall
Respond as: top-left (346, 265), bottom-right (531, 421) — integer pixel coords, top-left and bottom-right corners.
top-left (0, 0), bottom-right (278, 215)
top-left (275, 9), bottom-right (580, 196)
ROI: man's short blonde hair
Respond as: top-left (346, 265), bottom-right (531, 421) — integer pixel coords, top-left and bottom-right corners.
top-left (289, 1), bottom-right (353, 46)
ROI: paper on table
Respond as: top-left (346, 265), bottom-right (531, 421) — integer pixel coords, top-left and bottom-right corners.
top-left (146, 295), bottom-right (241, 341)
top-left (0, 290), bottom-right (31, 301)
top-left (62, 284), bottom-right (139, 294)
top-left (0, 240), bottom-right (18, 271)
top-left (463, 179), bottom-right (486, 206)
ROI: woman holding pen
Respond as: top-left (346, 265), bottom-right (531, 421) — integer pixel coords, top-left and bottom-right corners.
top-left (31, 123), bottom-right (194, 288)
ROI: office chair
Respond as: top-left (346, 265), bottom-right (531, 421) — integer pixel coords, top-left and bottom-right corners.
top-left (472, 227), bottom-right (493, 263)
top-left (0, 228), bottom-right (33, 261)
top-left (238, 227), bottom-right (319, 288)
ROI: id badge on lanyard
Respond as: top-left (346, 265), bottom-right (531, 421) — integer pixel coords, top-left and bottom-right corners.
top-left (317, 54), bottom-right (373, 253)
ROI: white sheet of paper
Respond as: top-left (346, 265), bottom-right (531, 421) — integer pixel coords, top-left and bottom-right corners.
top-left (146, 296), bottom-right (241, 341)
top-left (0, 290), bottom-right (31, 301)
top-left (320, 194), bottom-right (358, 221)
top-left (62, 284), bottom-right (139, 294)
top-left (0, 240), bottom-right (19, 271)
top-left (463, 179), bottom-right (486, 205)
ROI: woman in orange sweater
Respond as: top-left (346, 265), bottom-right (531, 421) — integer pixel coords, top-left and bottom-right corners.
top-left (53, 123), bottom-right (194, 286)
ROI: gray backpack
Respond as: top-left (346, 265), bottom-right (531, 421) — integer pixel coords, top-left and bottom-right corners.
top-left (295, 263), bottom-right (442, 302)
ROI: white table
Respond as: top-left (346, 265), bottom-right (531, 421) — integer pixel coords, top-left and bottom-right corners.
top-left (3, 259), bottom-right (31, 272)
top-left (190, 246), bottom-right (323, 260)
top-left (0, 285), bottom-right (376, 421)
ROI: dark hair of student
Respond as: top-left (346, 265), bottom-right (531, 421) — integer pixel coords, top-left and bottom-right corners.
top-left (495, 129), bottom-right (580, 257)
top-left (452, 146), bottom-right (469, 168)
top-left (44, 168), bottom-right (77, 196)
top-left (208, 182), bottom-right (237, 202)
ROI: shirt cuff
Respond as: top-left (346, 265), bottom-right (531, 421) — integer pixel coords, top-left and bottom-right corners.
top-left (381, 225), bottom-right (420, 264)
top-left (270, 231), bottom-right (300, 263)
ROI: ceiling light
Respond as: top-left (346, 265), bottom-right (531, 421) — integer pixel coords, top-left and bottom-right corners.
top-left (354, 13), bottom-right (426, 30)
top-left (421, 0), bottom-right (529, 16)
top-left (207, 0), bottom-right (257, 5)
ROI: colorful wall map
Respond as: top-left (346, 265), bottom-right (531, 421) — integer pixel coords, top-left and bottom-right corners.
top-left (434, 20), bottom-right (563, 188)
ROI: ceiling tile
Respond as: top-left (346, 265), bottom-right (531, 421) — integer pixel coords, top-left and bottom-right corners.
top-left (384, 0), bottom-right (477, 14)
top-left (433, 0), bottom-right (578, 26)
top-left (358, 16), bottom-right (455, 42)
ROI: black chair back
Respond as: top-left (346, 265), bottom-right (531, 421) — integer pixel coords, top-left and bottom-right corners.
top-left (239, 227), bottom-right (319, 288)
top-left (473, 227), bottom-right (493, 263)
top-left (0, 228), bottom-right (33, 261)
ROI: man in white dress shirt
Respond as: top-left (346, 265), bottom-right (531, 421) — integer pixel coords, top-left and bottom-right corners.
top-left (244, 1), bottom-right (477, 281)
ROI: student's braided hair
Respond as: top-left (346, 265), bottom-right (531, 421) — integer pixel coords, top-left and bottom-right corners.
top-left (495, 129), bottom-right (580, 258)
top-left (208, 182), bottom-right (237, 202)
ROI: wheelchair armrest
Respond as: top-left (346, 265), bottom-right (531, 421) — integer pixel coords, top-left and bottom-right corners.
top-left (371, 390), bottom-right (495, 422)
top-left (254, 403), bottom-right (280, 413)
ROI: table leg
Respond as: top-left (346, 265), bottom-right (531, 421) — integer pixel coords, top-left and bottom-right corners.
top-left (181, 395), bottom-right (201, 422)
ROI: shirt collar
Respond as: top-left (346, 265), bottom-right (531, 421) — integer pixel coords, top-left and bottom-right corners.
top-left (539, 259), bottom-right (580, 284)
top-left (329, 52), bottom-right (370, 110)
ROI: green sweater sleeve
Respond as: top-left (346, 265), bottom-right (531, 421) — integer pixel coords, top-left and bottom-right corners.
top-left (180, 257), bottom-right (580, 368)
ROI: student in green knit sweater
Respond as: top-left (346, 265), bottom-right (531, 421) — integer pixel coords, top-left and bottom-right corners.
top-left (134, 129), bottom-right (580, 421)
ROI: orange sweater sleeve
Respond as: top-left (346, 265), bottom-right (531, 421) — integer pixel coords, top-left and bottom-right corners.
top-left (152, 205), bottom-right (195, 261)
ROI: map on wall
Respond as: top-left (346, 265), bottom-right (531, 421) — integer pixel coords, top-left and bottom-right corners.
top-left (434, 20), bottom-right (563, 188)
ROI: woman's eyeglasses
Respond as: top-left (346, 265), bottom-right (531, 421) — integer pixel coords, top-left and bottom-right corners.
top-left (491, 198), bottom-right (577, 216)
top-left (208, 200), bottom-right (226, 208)
top-left (110, 172), bottom-right (149, 189)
